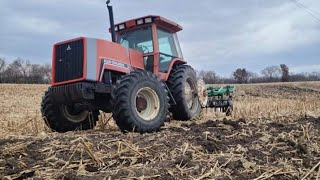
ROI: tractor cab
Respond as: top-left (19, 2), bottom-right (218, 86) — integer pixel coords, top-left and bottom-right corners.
top-left (113, 16), bottom-right (184, 75)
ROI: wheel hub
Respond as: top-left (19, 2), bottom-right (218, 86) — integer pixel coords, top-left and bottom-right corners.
top-left (135, 87), bottom-right (160, 121)
top-left (136, 96), bottom-right (148, 111)
top-left (62, 105), bottom-right (89, 123)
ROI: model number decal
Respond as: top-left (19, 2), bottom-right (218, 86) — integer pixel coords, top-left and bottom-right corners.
top-left (102, 59), bottom-right (131, 69)
top-left (99, 59), bottom-right (132, 81)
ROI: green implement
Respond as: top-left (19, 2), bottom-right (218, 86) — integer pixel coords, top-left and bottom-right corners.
top-left (207, 86), bottom-right (235, 97)
top-left (205, 85), bottom-right (235, 116)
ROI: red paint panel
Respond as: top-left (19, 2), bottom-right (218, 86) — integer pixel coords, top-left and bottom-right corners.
top-left (51, 45), bottom-right (56, 85)
top-left (52, 77), bottom-right (86, 86)
top-left (96, 39), bottom-right (130, 79)
top-left (126, 20), bottom-right (136, 28)
top-left (129, 49), bottom-right (144, 69)
top-left (152, 24), bottom-right (159, 74)
top-left (110, 15), bottom-right (183, 34)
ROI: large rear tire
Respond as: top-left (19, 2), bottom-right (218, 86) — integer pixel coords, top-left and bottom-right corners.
top-left (41, 90), bottom-right (99, 132)
top-left (167, 65), bottom-right (201, 120)
top-left (112, 70), bottom-right (169, 133)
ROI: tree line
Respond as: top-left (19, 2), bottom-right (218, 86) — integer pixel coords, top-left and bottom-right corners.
top-left (0, 58), bottom-right (51, 84)
top-left (198, 64), bottom-right (320, 84)
top-left (0, 58), bottom-right (319, 85)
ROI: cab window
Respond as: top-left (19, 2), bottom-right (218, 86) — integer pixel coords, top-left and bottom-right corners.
top-left (118, 26), bottom-right (153, 54)
top-left (158, 29), bottom-right (178, 57)
top-left (158, 28), bottom-right (182, 72)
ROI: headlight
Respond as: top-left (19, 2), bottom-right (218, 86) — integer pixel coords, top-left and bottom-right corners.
top-left (145, 17), bottom-right (152, 23)
top-left (119, 24), bottom-right (125, 30)
top-left (114, 26), bottom-right (118, 31)
top-left (137, 19), bottom-right (144, 25)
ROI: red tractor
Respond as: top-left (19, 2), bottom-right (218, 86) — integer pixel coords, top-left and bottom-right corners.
top-left (41, 1), bottom-right (202, 133)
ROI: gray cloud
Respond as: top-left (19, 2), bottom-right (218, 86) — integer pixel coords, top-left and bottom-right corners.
top-left (0, 0), bottom-right (319, 75)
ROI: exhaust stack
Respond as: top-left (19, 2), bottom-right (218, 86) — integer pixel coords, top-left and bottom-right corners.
top-left (106, 0), bottom-right (116, 42)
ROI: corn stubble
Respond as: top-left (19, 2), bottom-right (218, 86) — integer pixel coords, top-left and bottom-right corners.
top-left (0, 82), bottom-right (319, 179)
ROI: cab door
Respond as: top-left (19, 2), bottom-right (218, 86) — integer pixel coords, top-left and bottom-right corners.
top-left (157, 28), bottom-right (183, 73)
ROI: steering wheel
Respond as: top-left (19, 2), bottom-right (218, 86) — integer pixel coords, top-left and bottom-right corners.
top-left (138, 45), bottom-right (150, 54)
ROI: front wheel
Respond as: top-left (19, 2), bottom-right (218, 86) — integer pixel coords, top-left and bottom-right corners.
top-left (41, 90), bottom-right (99, 132)
top-left (112, 70), bottom-right (170, 133)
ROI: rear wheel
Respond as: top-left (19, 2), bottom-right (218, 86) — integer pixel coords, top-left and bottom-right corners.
top-left (112, 70), bottom-right (169, 133)
top-left (167, 65), bottom-right (201, 120)
top-left (41, 90), bottom-right (99, 132)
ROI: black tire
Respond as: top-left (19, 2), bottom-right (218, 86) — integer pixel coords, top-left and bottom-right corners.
top-left (167, 65), bottom-right (201, 120)
top-left (41, 90), bottom-right (99, 132)
top-left (112, 70), bottom-right (169, 133)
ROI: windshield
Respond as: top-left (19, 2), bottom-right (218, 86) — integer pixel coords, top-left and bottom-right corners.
top-left (117, 26), bottom-right (154, 54)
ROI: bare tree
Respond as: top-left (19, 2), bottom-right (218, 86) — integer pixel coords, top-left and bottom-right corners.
top-left (29, 64), bottom-right (43, 83)
top-left (261, 66), bottom-right (281, 81)
top-left (43, 64), bottom-right (52, 83)
top-left (280, 64), bottom-right (290, 82)
top-left (246, 71), bottom-right (258, 83)
top-left (198, 70), bottom-right (219, 84)
top-left (0, 58), bottom-right (5, 72)
top-left (21, 60), bottom-right (31, 83)
top-left (5, 59), bottom-right (24, 83)
top-left (0, 58), bottom-right (6, 83)
top-left (233, 68), bottom-right (249, 84)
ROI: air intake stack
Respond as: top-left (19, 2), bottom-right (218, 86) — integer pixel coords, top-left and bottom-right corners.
top-left (106, 0), bottom-right (116, 42)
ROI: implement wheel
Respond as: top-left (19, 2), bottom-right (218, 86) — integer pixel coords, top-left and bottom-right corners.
top-left (112, 70), bottom-right (169, 133)
top-left (225, 98), bottom-right (233, 116)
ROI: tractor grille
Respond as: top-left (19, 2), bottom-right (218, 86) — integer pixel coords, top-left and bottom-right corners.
top-left (54, 39), bottom-right (84, 83)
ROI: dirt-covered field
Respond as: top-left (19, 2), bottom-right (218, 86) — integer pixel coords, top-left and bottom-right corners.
top-left (0, 82), bottom-right (320, 179)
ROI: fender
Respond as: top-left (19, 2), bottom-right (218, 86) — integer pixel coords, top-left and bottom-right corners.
top-left (160, 58), bottom-right (186, 81)
top-left (98, 58), bottom-right (131, 82)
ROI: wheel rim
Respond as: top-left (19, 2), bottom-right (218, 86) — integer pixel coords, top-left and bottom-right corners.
top-left (185, 77), bottom-right (199, 113)
top-left (135, 87), bottom-right (160, 121)
top-left (62, 105), bottom-right (89, 123)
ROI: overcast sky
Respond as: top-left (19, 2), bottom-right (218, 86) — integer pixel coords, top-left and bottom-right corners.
top-left (0, 0), bottom-right (319, 76)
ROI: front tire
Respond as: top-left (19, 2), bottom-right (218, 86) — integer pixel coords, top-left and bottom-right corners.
top-left (167, 65), bottom-right (201, 120)
top-left (112, 70), bottom-right (169, 133)
top-left (41, 90), bottom-right (99, 132)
